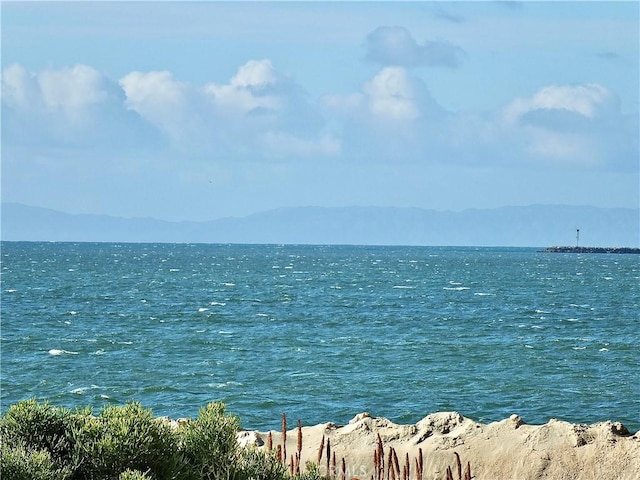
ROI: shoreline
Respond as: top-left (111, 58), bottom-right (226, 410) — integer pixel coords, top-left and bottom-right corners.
top-left (236, 412), bottom-right (640, 480)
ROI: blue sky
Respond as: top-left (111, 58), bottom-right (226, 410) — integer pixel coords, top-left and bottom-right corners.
top-left (2, 1), bottom-right (638, 221)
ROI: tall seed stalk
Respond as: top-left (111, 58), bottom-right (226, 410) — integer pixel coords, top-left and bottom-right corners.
top-left (281, 412), bottom-right (287, 465)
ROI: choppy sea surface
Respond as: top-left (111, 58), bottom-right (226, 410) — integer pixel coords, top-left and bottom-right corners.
top-left (1, 242), bottom-right (638, 431)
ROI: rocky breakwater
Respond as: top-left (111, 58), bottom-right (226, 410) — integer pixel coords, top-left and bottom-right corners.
top-left (543, 246), bottom-right (640, 254)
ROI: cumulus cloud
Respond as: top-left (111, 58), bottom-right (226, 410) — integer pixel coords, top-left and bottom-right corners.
top-left (2, 63), bottom-right (110, 123)
top-left (119, 70), bottom-right (204, 144)
top-left (325, 67), bottom-right (441, 124)
top-left (3, 61), bottom-right (635, 172)
top-left (364, 26), bottom-right (465, 68)
top-left (2, 64), bottom-right (38, 110)
top-left (204, 60), bottom-right (283, 121)
top-left (39, 65), bottom-right (110, 118)
top-left (503, 84), bottom-right (616, 125)
top-left (1, 63), bottom-right (156, 149)
top-left (117, 59), bottom-right (331, 159)
top-left (322, 67), bottom-right (448, 162)
top-left (492, 83), bottom-right (636, 168)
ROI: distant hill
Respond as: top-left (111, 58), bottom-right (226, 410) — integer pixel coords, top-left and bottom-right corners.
top-left (1, 203), bottom-right (638, 247)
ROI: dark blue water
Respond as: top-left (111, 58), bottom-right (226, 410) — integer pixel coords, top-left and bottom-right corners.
top-left (1, 242), bottom-right (638, 431)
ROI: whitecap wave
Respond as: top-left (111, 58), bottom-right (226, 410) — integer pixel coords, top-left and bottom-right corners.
top-left (48, 349), bottom-right (79, 356)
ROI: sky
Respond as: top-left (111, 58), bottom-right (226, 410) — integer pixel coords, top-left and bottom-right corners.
top-left (2, 1), bottom-right (639, 222)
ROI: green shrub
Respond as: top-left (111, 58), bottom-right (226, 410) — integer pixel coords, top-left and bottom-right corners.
top-left (0, 398), bottom-right (75, 466)
top-left (295, 463), bottom-right (325, 480)
top-left (234, 447), bottom-right (289, 480)
top-left (68, 401), bottom-right (181, 480)
top-left (177, 402), bottom-right (242, 480)
top-left (1, 399), bottom-right (324, 480)
top-left (0, 441), bottom-right (71, 480)
top-left (118, 469), bottom-right (154, 480)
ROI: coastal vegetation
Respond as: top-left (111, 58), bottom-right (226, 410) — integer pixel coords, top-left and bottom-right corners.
top-left (1, 400), bottom-right (470, 480)
top-left (1, 400), bottom-right (294, 480)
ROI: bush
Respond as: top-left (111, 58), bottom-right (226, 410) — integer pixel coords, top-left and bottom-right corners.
top-left (234, 447), bottom-right (289, 480)
top-left (1, 399), bottom-right (325, 480)
top-left (0, 442), bottom-right (71, 480)
top-left (0, 399), bottom-right (75, 466)
top-left (118, 469), bottom-right (154, 480)
top-left (68, 401), bottom-right (181, 479)
top-left (177, 402), bottom-right (242, 480)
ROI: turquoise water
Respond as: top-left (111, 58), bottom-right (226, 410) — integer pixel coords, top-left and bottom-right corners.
top-left (1, 242), bottom-right (638, 431)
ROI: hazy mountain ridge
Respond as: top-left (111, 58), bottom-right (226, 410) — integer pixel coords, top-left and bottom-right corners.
top-left (2, 203), bottom-right (638, 247)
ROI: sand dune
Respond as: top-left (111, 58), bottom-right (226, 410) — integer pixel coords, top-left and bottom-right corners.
top-left (238, 412), bottom-right (640, 480)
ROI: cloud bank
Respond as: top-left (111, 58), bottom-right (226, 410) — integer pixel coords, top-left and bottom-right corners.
top-left (2, 26), bottom-right (637, 173)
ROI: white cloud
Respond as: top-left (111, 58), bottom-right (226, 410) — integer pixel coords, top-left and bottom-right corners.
top-left (364, 26), bottom-right (465, 68)
top-left (1, 64), bottom-right (38, 110)
top-left (119, 70), bottom-right (196, 141)
top-left (117, 60), bottom-right (330, 160)
top-left (494, 83), bottom-right (636, 169)
top-left (204, 60), bottom-right (281, 119)
top-left (38, 65), bottom-right (109, 117)
top-left (2, 63), bottom-right (110, 123)
top-left (2, 63), bottom-right (163, 149)
top-left (325, 67), bottom-right (441, 124)
top-left (321, 67), bottom-right (447, 162)
top-left (230, 59), bottom-right (281, 90)
top-left (503, 83), bottom-right (616, 124)
top-left (363, 67), bottom-right (425, 122)
top-left (4, 62), bottom-right (635, 172)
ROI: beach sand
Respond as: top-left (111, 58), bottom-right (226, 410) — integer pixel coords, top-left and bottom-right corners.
top-left (238, 412), bottom-right (640, 480)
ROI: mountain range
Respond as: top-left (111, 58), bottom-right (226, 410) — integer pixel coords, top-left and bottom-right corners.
top-left (1, 203), bottom-right (638, 247)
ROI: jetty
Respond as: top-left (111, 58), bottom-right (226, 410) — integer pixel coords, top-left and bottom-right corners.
top-left (543, 246), bottom-right (640, 254)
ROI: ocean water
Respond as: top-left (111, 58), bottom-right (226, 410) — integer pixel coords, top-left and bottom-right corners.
top-left (1, 242), bottom-right (638, 432)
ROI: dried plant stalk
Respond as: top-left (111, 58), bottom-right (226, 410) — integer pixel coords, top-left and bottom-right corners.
top-left (267, 431), bottom-right (273, 451)
top-left (317, 435), bottom-right (325, 464)
top-left (445, 465), bottom-right (454, 480)
top-left (276, 444), bottom-right (282, 464)
top-left (394, 449), bottom-right (401, 480)
top-left (376, 434), bottom-right (384, 480)
top-left (297, 419), bottom-right (303, 456)
top-left (331, 451), bottom-right (336, 480)
top-left (341, 457), bottom-right (346, 480)
top-left (374, 449), bottom-right (379, 480)
top-left (326, 438), bottom-right (332, 474)
top-left (281, 413), bottom-right (287, 465)
top-left (418, 448), bottom-right (423, 480)
top-left (404, 452), bottom-right (409, 480)
top-left (455, 452), bottom-right (462, 480)
top-left (463, 461), bottom-right (472, 480)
